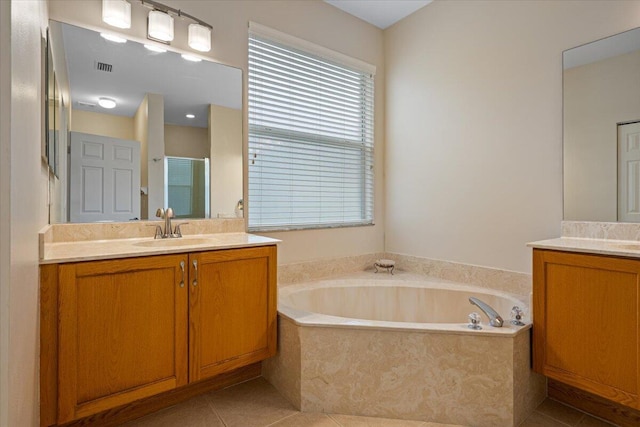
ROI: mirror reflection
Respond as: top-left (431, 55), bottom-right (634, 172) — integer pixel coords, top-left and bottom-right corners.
top-left (48, 20), bottom-right (243, 223)
top-left (563, 27), bottom-right (640, 222)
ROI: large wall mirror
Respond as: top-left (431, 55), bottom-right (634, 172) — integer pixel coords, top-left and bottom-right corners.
top-left (564, 27), bottom-right (640, 222)
top-left (47, 20), bottom-right (243, 224)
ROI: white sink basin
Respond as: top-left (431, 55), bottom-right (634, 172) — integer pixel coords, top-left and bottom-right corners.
top-left (133, 238), bottom-right (215, 248)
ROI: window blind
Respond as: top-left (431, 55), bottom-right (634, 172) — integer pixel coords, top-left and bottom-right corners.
top-left (248, 28), bottom-right (375, 231)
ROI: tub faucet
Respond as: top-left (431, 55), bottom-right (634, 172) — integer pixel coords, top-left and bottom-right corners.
top-left (469, 297), bottom-right (504, 327)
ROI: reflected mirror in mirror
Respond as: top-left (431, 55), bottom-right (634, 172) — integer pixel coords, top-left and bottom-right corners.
top-left (47, 20), bottom-right (243, 223)
top-left (563, 26), bottom-right (640, 222)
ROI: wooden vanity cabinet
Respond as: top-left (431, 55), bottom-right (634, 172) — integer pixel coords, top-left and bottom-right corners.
top-left (41, 245), bottom-right (277, 426)
top-left (532, 249), bottom-right (640, 410)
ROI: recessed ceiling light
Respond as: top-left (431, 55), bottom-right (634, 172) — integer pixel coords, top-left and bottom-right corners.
top-left (100, 33), bottom-right (127, 43)
top-left (144, 44), bottom-right (167, 53)
top-left (98, 97), bottom-right (117, 109)
top-left (181, 54), bottom-right (202, 62)
top-left (186, 114), bottom-right (195, 119)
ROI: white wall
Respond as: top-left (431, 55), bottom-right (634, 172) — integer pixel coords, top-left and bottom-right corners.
top-left (48, 0), bottom-right (385, 264)
top-left (0, 1), bottom-right (50, 426)
top-left (384, 0), bottom-right (640, 274)
top-left (564, 50), bottom-right (640, 222)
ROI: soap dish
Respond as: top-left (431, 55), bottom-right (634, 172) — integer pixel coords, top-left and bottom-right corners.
top-left (374, 259), bottom-right (395, 275)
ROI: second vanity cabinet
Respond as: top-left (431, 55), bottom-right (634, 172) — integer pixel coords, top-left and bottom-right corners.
top-left (532, 249), bottom-right (640, 411)
top-left (42, 245), bottom-right (277, 425)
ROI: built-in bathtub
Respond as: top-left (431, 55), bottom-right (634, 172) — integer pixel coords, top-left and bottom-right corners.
top-left (263, 272), bottom-right (546, 427)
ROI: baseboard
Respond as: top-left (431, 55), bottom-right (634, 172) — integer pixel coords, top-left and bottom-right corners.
top-left (548, 379), bottom-right (640, 427)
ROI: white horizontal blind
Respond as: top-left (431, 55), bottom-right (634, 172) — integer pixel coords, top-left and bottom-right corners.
top-left (248, 31), bottom-right (374, 231)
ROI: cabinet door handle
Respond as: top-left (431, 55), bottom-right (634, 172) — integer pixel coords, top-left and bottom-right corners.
top-left (179, 261), bottom-right (185, 288)
top-left (192, 259), bottom-right (198, 287)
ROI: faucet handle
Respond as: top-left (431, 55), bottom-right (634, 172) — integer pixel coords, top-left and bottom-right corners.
top-left (510, 306), bottom-right (525, 326)
top-left (155, 208), bottom-right (165, 218)
top-left (174, 222), bottom-right (188, 238)
top-left (467, 312), bottom-right (482, 330)
top-left (147, 224), bottom-right (163, 239)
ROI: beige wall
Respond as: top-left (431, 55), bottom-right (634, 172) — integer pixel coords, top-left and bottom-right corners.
top-left (165, 124), bottom-right (209, 159)
top-left (48, 0), bottom-right (385, 264)
top-left (1, 0), bottom-right (50, 426)
top-left (71, 109), bottom-right (135, 140)
top-left (0, 1), bottom-right (10, 424)
top-left (134, 95), bottom-right (149, 219)
top-left (209, 105), bottom-right (242, 217)
top-left (384, 0), bottom-right (640, 274)
top-left (564, 50), bottom-right (640, 222)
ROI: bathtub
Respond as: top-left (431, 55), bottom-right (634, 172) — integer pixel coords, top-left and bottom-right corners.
top-left (263, 272), bottom-right (546, 427)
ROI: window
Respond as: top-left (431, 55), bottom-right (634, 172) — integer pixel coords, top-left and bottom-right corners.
top-left (248, 23), bottom-right (375, 231)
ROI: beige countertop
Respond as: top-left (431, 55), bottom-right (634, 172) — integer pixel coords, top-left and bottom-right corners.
top-left (528, 237), bottom-right (640, 258)
top-left (40, 232), bottom-right (280, 264)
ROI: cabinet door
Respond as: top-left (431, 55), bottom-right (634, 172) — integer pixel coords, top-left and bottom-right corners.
top-left (189, 246), bottom-right (277, 382)
top-left (57, 255), bottom-right (189, 423)
top-left (533, 249), bottom-right (640, 409)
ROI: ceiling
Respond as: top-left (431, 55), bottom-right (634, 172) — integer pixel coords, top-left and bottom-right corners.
top-left (563, 26), bottom-right (640, 69)
top-left (59, 22), bottom-right (242, 128)
top-left (324, 0), bottom-right (433, 29)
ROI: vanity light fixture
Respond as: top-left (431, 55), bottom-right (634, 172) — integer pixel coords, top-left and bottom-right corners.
top-left (102, 0), bottom-right (131, 29)
top-left (185, 114), bottom-right (195, 119)
top-left (98, 97), bottom-right (117, 109)
top-left (144, 44), bottom-right (167, 53)
top-left (188, 23), bottom-right (211, 52)
top-left (134, 0), bottom-right (213, 52)
top-left (100, 32), bottom-right (127, 43)
top-left (148, 9), bottom-right (174, 42)
top-left (181, 54), bottom-right (202, 62)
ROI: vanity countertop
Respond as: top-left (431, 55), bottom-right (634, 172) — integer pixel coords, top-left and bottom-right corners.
top-left (528, 237), bottom-right (640, 259)
top-left (40, 233), bottom-right (280, 264)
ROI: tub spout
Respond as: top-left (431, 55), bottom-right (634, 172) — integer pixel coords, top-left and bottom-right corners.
top-left (469, 297), bottom-right (504, 327)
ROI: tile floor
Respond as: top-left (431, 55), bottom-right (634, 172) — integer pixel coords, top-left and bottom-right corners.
top-left (124, 377), bottom-right (617, 427)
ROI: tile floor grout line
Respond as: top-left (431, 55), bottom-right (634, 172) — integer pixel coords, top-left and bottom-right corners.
top-left (202, 395), bottom-right (230, 427)
top-left (326, 413), bottom-right (345, 426)
top-left (533, 410), bottom-right (575, 427)
top-left (263, 411), bottom-right (302, 427)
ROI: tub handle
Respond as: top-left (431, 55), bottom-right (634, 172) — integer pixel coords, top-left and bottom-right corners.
top-left (467, 312), bottom-right (482, 330)
top-left (510, 306), bottom-right (525, 326)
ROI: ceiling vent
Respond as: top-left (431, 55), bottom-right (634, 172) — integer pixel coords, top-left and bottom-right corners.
top-left (95, 61), bottom-right (113, 72)
top-left (77, 101), bottom-right (96, 108)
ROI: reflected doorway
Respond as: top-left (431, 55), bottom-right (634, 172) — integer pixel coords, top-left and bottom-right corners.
top-left (618, 121), bottom-right (640, 222)
top-left (164, 156), bottom-right (210, 219)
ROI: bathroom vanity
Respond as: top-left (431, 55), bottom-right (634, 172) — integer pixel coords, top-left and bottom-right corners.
top-left (39, 229), bottom-right (278, 426)
top-left (530, 238), bottom-right (640, 427)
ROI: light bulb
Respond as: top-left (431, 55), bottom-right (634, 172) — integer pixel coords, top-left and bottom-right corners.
top-left (102, 0), bottom-right (131, 29)
top-left (100, 33), bottom-right (127, 43)
top-left (98, 97), bottom-right (117, 109)
top-left (188, 23), bottom-right (211, 52)
top-left (148, 10), bottom-right (174, 42)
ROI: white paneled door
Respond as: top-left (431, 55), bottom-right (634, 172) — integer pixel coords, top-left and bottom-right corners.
top-left (70, 132), bottom-right (141, 223)
top-left (618, 122), bottom-right (640, 222)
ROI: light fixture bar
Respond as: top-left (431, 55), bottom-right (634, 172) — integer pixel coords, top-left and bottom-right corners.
top-left (140, 0), bottom-right (213, 30)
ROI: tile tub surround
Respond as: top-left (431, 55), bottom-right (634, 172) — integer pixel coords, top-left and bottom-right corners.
top-left (263, 316), bottom-right (545, 427)
top-left (263, 273), bottom-right (544, 426)
top-left (278, 252), bottom-right (531, 299)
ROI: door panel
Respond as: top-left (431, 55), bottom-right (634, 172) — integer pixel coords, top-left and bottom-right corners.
top-left (618, 122), bottom-right (640, 222)
top-left (57, 255), bottom-right (188, 423)
top-left (70, 131), bottom-right (140, 222)
top-left (189, 247), bottom-right (277, 382)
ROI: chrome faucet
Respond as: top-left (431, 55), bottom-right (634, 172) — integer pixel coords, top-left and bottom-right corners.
top-left (155, 207), bottom-right (178, 238)
top-left (469, 297), bottom-right (504, 327)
